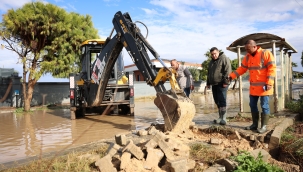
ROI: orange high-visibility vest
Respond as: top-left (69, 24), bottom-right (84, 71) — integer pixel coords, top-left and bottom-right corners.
top-left (229, 47), bottom-right (276, 96)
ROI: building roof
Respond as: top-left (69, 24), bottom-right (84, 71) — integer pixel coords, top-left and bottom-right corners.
top-left (125, 59), bottom-right (202, 72)
top-left (226, 33), bottom-right (297, 53)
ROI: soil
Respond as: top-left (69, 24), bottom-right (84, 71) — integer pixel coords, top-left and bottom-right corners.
top-left (277, 122), bottom-right (303, 171)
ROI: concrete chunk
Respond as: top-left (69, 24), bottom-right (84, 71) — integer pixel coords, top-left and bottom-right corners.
top-left (122, 140), bottom-right (144, 160)
top-left (143, 148), bottom-right (164, 170)
top-left (269, 118), bottom-right (294, 149)
top-left (120, 152), bottom-right (131, 170)
top-left (95, 155), bottom-right (117, 172)
top-left (115, 134), bottom-right (127, 146)
top-left (216, 158), bottom-right (237, 172)
top-left (158, 138), bottom-right (175, 161)
top-left (145, 132), bottom-right (165, 149)
top-left (204, 164), bottom-right (225, 172)
top-left (235, 131), bottom-right (241, 140)
top-left (138, 129), bottom-right (148, 136)
top-left (106, 144), bottom-right (121, 158)
top-left (249, 149), bottom-right (271, 163)
top-left (148, 126), bottom-right (159, 135)
top-left (168, 158), bottom-right (188, 172)
top-left (210, 138), bottom-right (222, 145)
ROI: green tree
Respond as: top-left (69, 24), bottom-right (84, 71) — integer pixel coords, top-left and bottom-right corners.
top-left (188, 67), bottom-right (200, 81)
top-left (0, 2), bottom-right (99, 111)
top-left (231, 58), bottom-right (239, 71)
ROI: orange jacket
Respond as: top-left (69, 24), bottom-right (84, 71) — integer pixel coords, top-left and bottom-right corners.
top-left (229, 47), bottom-right (276, 96)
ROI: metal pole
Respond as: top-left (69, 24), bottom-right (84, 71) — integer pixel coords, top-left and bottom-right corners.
top-left (288, 52), bottom-right (293, 100)
top-left (272, 41), bottom-right (278, 113)
top-left (237, 46), bottom-right (243, 112)
top-left (280, 47), bottom-right (285, 109)
top-left (285, 50), bottom-right (289, 102)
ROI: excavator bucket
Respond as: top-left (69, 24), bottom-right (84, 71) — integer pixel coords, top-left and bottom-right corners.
top-left (154, 91), bottom-right (196, 133)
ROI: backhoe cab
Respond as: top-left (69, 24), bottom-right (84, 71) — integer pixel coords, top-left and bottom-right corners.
top-left (69, 39), bottom-right (134, 119)
top-left (69, 11), bottom-right (195, 132)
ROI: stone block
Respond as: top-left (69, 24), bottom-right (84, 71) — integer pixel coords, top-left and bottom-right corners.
top-left (143, 148), bottom-right (164, 170)
top-left (106, 144), bottom-right (121, 158)
top-left (210, 138), bottom-right (222, 145)
top-left (168, 158), bottom-right (188, 172)
top-left (186, 159), bottom-right (196, 171)
top-left (145, 132), bottom-right (165, 149)
top-left (269, 118), bottom-right (294, 149)
top-left (138, 129), bottom-right (148, 136)
top-left (120, 152), bottom-right (131, 170)
top-left (95, 155), bottom-right (117, 172)
top-left (235, 131), bottom-right (241, 140)
top-left (249, 148), bottom-right (271, 163)
top-left (204, 164), bottom-right (225, 172)
top-left (158, 138), bottom-right (175, 161)
top-left (250, 135), bottom-right (255, 141)
top-left (148, 126), bottom-right (159, 135)
top-left (216, 158), bottom-right (237, 172)
top-left (122, 140), bottom-right (144, 160)
top-left (115, 134), bottom-right (127, 146)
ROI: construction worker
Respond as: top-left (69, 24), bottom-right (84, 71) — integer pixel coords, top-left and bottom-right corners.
top-left (170, 59), bottom-right (194, 97)
top-left (206, 47), bottom-right (232, 125)
top-left (229, 40), bottom-right (276, 133)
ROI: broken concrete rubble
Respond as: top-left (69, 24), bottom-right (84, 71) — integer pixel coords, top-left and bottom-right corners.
top-left (94, 126), bottom-right (196, 172)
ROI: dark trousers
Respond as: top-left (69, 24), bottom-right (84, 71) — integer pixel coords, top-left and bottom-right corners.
top-left (211, 84), bottom-right (228, 108)
top-left (184, 87), bottom-right (191, 97)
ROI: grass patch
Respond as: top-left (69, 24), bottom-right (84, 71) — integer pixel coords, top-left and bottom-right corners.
top-left (190, 143), bottom-right (222, 165)
top-left (231, 151), bottom-right (283, 172)
top-left (2, 144), bottom-right (109, 172)
top-left (279, 122), bottom-right (303, 168)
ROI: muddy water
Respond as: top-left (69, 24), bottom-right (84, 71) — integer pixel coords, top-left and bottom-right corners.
top-left (0, 93), bottom-right (241, 164)
top-left (0, 109), bottom-right (137, 164)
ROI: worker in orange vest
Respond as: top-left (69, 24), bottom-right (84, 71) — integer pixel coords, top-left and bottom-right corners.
top-left (229, 40), bottom-right (276, 134)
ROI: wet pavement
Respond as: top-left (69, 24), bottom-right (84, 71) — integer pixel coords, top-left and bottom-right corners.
top-left (0, 85), bottom-right (302, 165)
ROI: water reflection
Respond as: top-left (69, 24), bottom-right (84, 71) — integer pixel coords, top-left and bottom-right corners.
top-left (0, 109), bottom-right (135, 164)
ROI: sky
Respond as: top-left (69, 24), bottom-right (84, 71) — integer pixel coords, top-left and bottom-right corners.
top-left (0, 0), bottom-right (303, 82)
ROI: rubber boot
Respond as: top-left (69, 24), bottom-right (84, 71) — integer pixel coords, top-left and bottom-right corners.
top-left (245, 112), bottom-right (259, 130)
top-left (220, 108), bottom-right (227, 125)
top-left (257, 114), bottom-right (270, 134)
top-left (214, 108), bottom-right (222, 124)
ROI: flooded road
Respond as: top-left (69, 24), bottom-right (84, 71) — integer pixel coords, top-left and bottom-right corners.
top-left (1, 86), bottom-right (302, 164)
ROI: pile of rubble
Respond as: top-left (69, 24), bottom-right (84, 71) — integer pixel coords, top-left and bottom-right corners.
top-left (94, 126), bottom-right (196, 172)
top-left (92, 125), bottom-right (301, 172)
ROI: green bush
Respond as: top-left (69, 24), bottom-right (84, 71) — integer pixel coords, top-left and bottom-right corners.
top-left (231, 151), bottom-right (283, 172)
top-left (286, 95), bottom-right (303, 113)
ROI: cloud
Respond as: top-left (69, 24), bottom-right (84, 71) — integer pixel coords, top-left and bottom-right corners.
top-left (135, 0), bottom-right (303, 71)
top-left (0, 0), bottom-right (31, 11)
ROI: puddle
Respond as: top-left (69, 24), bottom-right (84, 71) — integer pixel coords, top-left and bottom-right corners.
top-left (0, 109), bottom-right (135, 164)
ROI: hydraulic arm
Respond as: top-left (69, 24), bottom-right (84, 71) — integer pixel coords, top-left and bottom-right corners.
top-left (88, 11), bottom-right (195, 132)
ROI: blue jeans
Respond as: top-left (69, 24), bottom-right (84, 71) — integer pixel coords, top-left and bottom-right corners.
top-left (249, 95), bottom-right (270, 114)
top-left (211, 84), bottom-right (228, 108)
top-left (184, 87), bottom-right (191, 97)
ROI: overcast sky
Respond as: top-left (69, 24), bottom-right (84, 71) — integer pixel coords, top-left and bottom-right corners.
top-left (0, 0), bottom-right (302, 82)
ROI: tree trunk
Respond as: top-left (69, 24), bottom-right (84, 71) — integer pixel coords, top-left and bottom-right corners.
top-left (23, 56), bottom-right (38, 112)
top-left (24, 80), bottom-right (36, 112)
